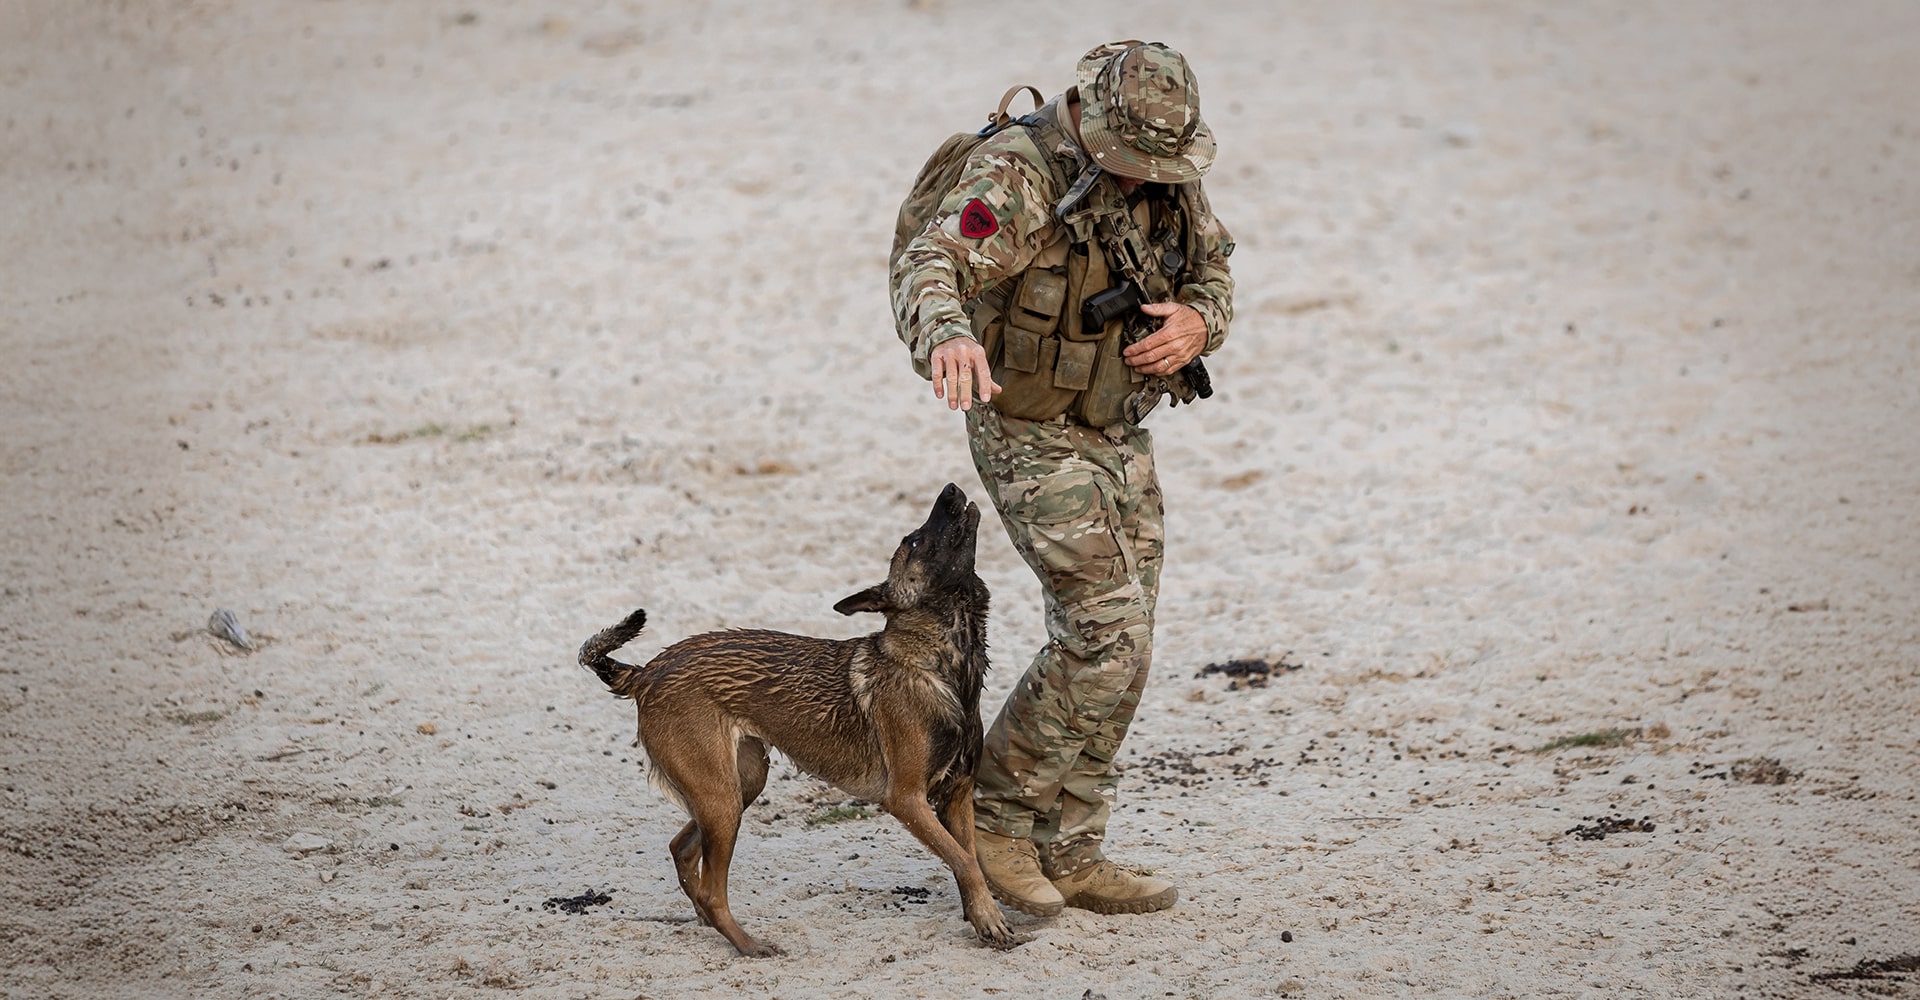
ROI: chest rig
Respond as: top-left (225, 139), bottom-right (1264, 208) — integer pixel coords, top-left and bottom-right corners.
top-left (970, 101), bottom-right (1198, 428)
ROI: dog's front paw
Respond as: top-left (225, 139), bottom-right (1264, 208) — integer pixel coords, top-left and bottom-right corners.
top-left (733, 938), bottom-right (784, 958)
top-left (971, 911), bottom-right (1029, 950)
top-left (979, 926), bottom-right (1032, 950)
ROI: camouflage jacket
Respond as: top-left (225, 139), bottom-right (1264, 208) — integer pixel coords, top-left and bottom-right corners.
top-left (891, 96), bottom-right (1235, 379)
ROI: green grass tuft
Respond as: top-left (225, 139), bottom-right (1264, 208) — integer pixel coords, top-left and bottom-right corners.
top-left (364, 421), bottom-right (496, 445)
top-left (805, 804), bottom-right (874, 826)
top-left (1533, 727), bottom-right (1641, 753)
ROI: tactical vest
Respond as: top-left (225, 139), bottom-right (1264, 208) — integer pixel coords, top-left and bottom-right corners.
top-left (969, 101), bottom-right (1209, 428)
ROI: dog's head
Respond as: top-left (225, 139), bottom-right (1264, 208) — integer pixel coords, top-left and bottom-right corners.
top-left (833, 483), bottom-right (982, 616)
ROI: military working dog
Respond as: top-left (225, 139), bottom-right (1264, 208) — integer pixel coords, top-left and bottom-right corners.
top-left (578, 483), bottom-right (1016, 955)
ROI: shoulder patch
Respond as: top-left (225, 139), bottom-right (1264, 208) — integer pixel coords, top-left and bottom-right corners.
top-left (959, 198), bottom-right (999, 239)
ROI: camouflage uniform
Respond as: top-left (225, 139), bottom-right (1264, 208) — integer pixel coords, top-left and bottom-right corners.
top-left (890, 43), bottom-right (1233, 878)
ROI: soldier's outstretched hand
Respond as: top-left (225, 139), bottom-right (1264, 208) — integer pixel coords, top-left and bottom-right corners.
top-left (930, 337), bottom-right (1002, 411)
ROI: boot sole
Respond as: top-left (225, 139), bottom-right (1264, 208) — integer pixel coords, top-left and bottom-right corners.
top-left (1062, 885), bottom-right (1179, 915)
top-left (986, 879), bottom-right (1064, 917)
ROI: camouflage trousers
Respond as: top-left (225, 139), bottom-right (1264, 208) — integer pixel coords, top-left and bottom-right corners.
top-left (965, 404), bottom-right (1163, 877)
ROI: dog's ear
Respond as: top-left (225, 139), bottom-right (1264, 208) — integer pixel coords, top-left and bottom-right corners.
top-left (833, 585), bottom-right (891, 616)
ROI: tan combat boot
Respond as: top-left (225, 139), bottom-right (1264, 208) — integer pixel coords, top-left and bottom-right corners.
top-left (1050, 861), bottom-right (1178, 914)
top-left (974, 830), bottom-right (1065, 916)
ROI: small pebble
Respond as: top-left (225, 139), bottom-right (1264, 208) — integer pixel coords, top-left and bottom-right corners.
top-left (1282, 930), bottom-right (1294, 943)
top-left (282, 832), bottom-right (332, 855)
top-left (207, 609), bottom-right (255, 651)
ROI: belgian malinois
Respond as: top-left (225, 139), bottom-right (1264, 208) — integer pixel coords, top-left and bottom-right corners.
top-left (579, 483), bottom-right (1015, 955)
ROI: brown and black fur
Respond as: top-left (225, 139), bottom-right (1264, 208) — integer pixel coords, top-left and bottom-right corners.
top-left (578, 483), bottom-right (1014, 955)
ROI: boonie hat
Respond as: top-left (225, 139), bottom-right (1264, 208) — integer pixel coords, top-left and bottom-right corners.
top-left (1075, 40), bottom-right (1216, 183)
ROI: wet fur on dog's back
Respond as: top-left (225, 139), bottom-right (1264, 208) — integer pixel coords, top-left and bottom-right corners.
top-left (589, 618), bottom-right (987, 813)
top-left (578, 484), bottom-right (1014, 955)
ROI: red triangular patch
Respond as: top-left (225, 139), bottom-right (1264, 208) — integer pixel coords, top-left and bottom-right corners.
top-left (959, 198), bottom-right (999, 239)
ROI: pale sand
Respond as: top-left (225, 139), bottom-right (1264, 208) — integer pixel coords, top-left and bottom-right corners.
top-left (3, 2), bottom-right (1916, 997)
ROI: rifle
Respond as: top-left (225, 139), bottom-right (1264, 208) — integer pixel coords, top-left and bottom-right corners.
top-left (1081, 228), bottom-right (1214, 424)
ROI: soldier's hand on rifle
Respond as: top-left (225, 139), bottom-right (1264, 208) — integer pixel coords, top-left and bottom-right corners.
top-left (1124, 302), bottom-right (1208, 375)
top-left (929, 336), bottom-right (1002, 411)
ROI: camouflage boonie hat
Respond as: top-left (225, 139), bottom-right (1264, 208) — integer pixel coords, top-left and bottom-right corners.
top-left (1075, 40), bottom-right (1216, 183)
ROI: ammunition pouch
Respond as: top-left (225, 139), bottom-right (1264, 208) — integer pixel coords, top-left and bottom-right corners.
top-left (977, 263), bottom-right (1079, 421)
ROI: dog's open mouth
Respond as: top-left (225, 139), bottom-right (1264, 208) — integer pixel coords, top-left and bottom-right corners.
top-left (945, 490), bottom-right (978, 533)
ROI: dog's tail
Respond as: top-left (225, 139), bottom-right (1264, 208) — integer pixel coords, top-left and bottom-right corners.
top-left (579, 608), bottom-right (647, 697)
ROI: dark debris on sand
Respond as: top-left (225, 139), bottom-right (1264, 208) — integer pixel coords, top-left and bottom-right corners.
top-left (1730, 756), bottom-right (1797, 785)
top-left (1195, 656), bottom-right (1304, 690)
top-left (1808, 953), bottom-right (1920, 986)
top-left (1566, 814), bottom-right (1656, 841)
top-left (542, 889), bottom-right (614, 914)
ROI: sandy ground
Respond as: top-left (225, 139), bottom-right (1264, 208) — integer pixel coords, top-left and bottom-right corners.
top-left (3, 2), bottom-right (1917, 997)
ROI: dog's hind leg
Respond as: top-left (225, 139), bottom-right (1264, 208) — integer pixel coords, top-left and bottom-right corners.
top-left (646, 716), bottom-right (773, 953)
top-left (667, 739), bottom-right (766, 931)
top-left (668, 820), bottom-right (710, 926)
top-left (653, 723), bottom-right (777, 957)
top-left (687, 788), bottom-right (776, 956)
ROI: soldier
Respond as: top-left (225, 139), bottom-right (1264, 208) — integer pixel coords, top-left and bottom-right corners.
top-left (890, 40), bottom-right (1234, 917)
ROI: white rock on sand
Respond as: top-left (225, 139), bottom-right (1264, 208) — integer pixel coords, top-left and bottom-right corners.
top-left (281, 832), bottom-right (334, 856)
top-left (2, 2), bottom-right (1916, 998)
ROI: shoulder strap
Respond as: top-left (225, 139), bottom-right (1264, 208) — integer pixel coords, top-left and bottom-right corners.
top-left (999, 99), bottom-right (1099, 223)
top-left (1025, 103), bottom-right (1102, 221)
